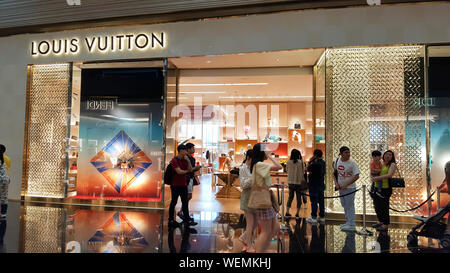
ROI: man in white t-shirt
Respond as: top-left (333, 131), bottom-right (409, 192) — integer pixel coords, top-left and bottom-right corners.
top-left (333, 146), bottom-right (360, 232)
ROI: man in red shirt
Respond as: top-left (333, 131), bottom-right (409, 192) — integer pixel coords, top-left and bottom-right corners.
top-left (168, 144), bottom-right (197, 228)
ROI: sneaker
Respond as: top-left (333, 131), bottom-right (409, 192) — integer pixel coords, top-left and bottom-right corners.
top-left (372, 223), bottom-right (382, 228)
top-left (177, 211), bottom-right (192, 222)
top-left (188, 228), bottom-right (198, 234)
top-left (376, 225), bottom-right (388, 232)
top-left (306, 217), bottom-right (318, 224)
top-left (241, 245), bottom-right (248, 253)
top-left (183, 219), bottom-right (198, 226)
top-left (168, 220), bottom-right (180, 228)
top-left (0, 214), bottom-right (6, 218)
top-left (295, 213), bottom-right (300, 219)
top-left (285, 213), bottom-right (291, 219)
top-left (318, 217), bottom-right (325, 224)
top-left (340, 224), bottom-right (357, 232)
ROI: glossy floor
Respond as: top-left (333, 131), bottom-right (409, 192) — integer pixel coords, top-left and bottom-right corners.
top-left (0, 201), bottom-right (446, 253)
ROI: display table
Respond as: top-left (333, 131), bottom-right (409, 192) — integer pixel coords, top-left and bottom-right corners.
top-left (213, 172), bottom-right (241, 199)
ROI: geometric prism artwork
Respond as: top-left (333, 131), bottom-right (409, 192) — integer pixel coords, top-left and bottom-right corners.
top-left (90, 130), bottom-right (152, 194)
top-left (88, 212), bottom-right (149, 253)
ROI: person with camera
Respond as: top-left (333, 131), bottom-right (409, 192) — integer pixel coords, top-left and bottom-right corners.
top-left (249, 143), bottom-right (282, 252)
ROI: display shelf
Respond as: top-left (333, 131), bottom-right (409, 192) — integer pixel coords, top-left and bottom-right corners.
top-left (259, 126), bottom-right (289, 128)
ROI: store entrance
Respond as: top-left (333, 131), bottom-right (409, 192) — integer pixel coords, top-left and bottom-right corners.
top-left (167, 49), bottom-right (326, 213)
top-left (67, 61), bottom-right (166, 203)
top-left (428, 46), bottom-right (450, 213)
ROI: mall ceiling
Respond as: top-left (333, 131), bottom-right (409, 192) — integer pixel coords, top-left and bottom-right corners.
top-left (0, 0), bottom-right (439, 37)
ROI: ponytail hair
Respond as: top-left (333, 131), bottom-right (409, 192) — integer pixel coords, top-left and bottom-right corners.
top-left (243, 149), bottom-right (254, 165)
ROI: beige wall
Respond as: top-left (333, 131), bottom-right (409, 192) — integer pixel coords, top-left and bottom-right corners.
top-left (1, 2), bottom-right (450, 200)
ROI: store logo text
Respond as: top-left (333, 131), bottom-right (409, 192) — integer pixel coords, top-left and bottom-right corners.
top-left (31, 32), bottom-right (165, 57)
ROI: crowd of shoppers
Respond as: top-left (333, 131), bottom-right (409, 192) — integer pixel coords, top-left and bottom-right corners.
top-left (166, 139), bottom-right (443, 252)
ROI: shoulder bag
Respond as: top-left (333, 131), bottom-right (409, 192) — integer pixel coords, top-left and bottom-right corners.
top-left (247, 164), bottom-right (272, 209)
top-left (270, 189), bottom-right (280, 213)
top-left (389, 165), bottom-right (405, 188)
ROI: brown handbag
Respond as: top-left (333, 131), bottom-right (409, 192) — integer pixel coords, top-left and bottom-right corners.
top-left (247, 165), bottom-right (272, 209)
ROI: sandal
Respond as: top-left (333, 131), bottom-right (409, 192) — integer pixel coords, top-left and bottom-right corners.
top-left (376, 225), bottom-right (389, 232)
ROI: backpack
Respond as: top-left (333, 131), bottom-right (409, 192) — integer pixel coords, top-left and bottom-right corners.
top-left (163, 163), bottom-right (174, 185)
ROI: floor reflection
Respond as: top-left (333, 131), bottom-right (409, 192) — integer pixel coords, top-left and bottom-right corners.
top-left (0, 202), bottom-right (447, 253)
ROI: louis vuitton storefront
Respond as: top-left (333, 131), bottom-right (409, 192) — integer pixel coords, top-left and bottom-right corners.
top-left (1, 2), bottom-right (450, 218)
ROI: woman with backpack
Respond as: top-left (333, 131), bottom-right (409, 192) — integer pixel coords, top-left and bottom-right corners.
top-left (0, 145), bottom-right (10, 218)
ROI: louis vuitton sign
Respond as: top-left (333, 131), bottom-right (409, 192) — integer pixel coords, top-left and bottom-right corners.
top-left (31, 32), bottom-right (165, 57)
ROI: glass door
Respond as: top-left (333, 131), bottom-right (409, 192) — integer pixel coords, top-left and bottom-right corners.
top-left (428, 46), bottom-right (450, 213)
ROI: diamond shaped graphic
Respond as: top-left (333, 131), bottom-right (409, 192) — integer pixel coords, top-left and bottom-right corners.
top-left (88, 212), bottom-right (149, 253)
top-left (90, 130), bottom-right (152, 194)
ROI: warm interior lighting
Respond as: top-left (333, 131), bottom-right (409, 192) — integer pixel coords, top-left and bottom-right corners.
top-left (180, 91), bottom-right (226, 94)
top-left (218, 95), bottom-right (314, 99)
top-left (168, 83), bottom-right (268, 86)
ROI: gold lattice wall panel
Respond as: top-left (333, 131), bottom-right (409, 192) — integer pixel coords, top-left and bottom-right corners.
top-left (325, 46), bottom-right (426, 216)
top-left (24, 64), bottom-right (71, 198)
top-left (22, 206), bottom-right (65, 253)
top-left (325, 225), bottom-right (410, 253)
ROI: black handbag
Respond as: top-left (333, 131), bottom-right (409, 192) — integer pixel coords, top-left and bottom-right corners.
top-left (230, 167), bottom-right (240, 175)
top-left (389, 167), bottom-right (405, 188)
top-left (333, 157), bottom-right (339, 191)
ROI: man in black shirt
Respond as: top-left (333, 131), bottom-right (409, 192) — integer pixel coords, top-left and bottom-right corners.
top-left (306, 149), bottom-right (326, 225)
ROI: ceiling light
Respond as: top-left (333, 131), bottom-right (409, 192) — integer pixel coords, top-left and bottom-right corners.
top-left (218, 95), bottom-right (314, 99)
top-left (180, 91), bottom-right (226, 94)
top-left (168, 83), bottom-right (268, 87)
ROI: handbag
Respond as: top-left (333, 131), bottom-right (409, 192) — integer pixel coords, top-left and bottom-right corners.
top-left (270, 189), bottom-right (280, 213)
top-left (389, 167), bottom-right (405, 188)
top-left (230, 167), bottom-right (240, 175)
top-left (247, 164), bottom-right (272, 209)
top-left (300, 161), bottom-right (308, 191)
top-left (248, 186), bottom-right (272, 209)
top-left (193, 175), bottom-right (200, 186)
